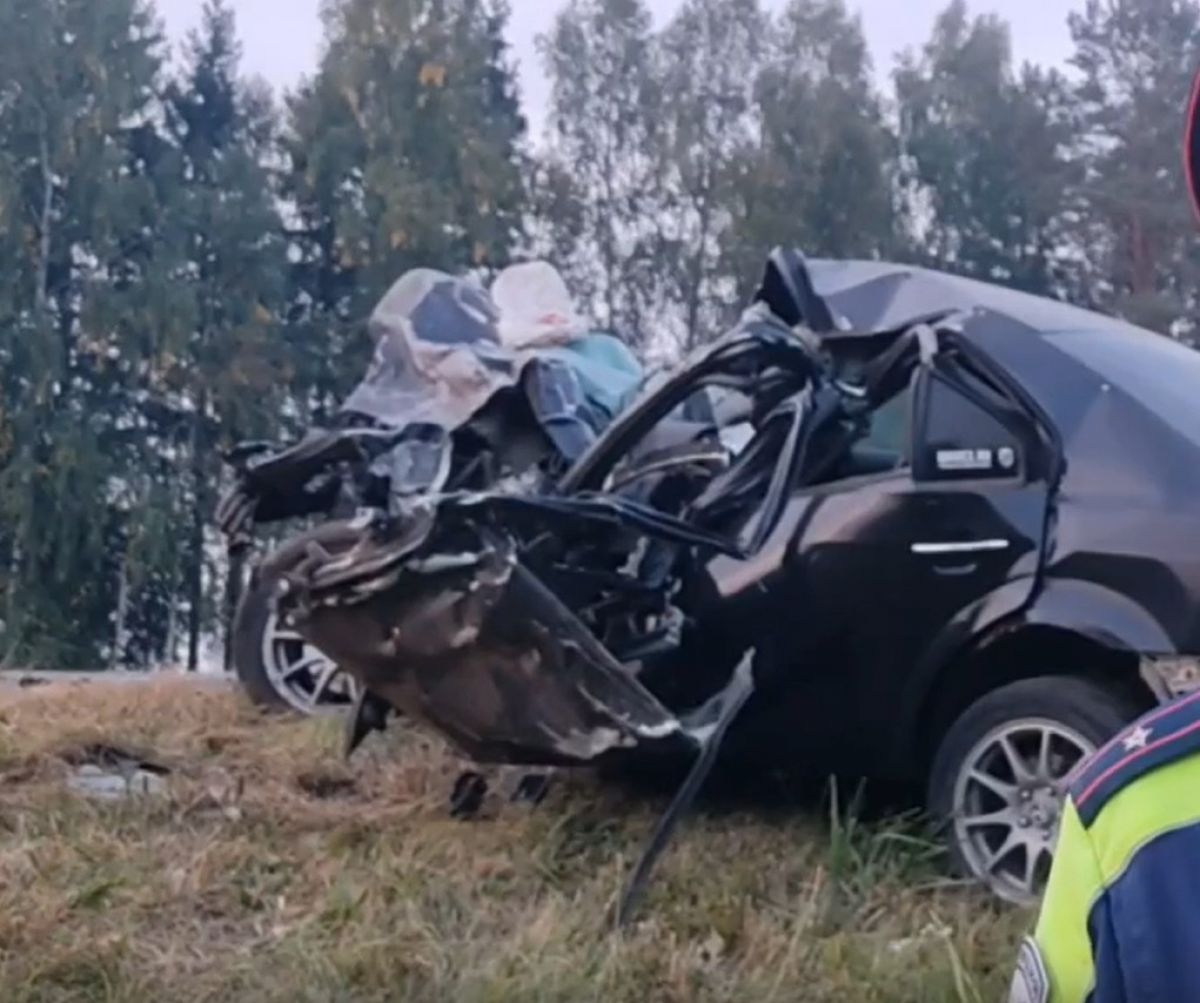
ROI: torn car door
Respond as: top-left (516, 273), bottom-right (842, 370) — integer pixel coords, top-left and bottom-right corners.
top-left (735, 329), bottom-right (1059, 777)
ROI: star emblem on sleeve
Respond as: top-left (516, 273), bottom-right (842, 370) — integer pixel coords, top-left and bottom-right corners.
top-left (1122, 724), bottom-right (1153, 752)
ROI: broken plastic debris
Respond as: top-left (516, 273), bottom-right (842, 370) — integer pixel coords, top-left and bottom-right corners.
top-left (68, 763), bottom-right (168, 801)
top-left (62, 745), bottom-right (171, 801)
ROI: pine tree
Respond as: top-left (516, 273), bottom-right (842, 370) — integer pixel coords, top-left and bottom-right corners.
top-left (282, 0), bottom-right (527, 415)
top-left (1068, 0), bottom-right (1200, 334)
top-left (536, 0), bottom-right (661, 348)
top-left (160, 0), bottom-right (288, 669)
top-left (719, 0), bottom-right (897, 306)
top-left (895, 0), bottom-right (1081, 296)
top-left (0, 0), bottom-right (175, 667)
top-left (653, 0), bottom-right (769, 350)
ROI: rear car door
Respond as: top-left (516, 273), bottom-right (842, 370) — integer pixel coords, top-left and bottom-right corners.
top-left (760, 348), bottom-right (1056, 776)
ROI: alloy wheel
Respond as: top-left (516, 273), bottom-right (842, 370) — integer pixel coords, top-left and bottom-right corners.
top-left (260, 611), bottom-right (359, 714)
top-left (951, 718), bottom-right (1095, 905)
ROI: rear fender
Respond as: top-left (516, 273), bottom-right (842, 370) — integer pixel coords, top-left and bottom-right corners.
top-left (890, 577), bottom-right (1037, 764)
top-left (895, 577), bottom-right (1168, 772)
top-left (1018, 578), bottom-right (1175, 654)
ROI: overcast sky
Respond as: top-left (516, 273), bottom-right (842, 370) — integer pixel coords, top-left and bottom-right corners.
top-left (156, 0), bottom-right (1087, 131)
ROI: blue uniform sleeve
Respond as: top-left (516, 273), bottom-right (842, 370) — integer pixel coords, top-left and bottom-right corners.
top-left (1090, 821), bottom-right (1200, 1001)
top-left (1084, 891), bottom-right (1126, 1003)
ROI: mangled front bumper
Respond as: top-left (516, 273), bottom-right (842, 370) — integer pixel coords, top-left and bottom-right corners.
top-left (266, 496), bottom-right (748, 769)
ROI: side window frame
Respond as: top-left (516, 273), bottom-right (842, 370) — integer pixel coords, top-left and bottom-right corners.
top-left (860, 368), bottom-right (918, 470)
top-left (786, 373), bottom-right (920, 497)
top-left (910, 364), bottom-right (1036, 486)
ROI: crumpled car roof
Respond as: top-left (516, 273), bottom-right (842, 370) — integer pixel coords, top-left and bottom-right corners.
top-left (807, 259), bottom-right (1142, 339)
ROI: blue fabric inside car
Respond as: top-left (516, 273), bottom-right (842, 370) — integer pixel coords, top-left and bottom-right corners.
top-left (526, 332), bottom-right (645, 461)
top-left (544, 332), bottom-right (644, 421)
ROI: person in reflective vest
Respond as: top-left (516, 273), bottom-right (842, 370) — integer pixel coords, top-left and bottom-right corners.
top-left (1009, 690), bottom-right (1200, 1002)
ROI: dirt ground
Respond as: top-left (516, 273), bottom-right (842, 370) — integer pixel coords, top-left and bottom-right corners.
top-left (0, 679), bottom-right (1027, 1002)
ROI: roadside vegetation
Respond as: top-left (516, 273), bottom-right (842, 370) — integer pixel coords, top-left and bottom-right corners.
top-left (0, 680), bottom-right (1027, 1002)
top-left (5, 0), bottom-right (1196, 678)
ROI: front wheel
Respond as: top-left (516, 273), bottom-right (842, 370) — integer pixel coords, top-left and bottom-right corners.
top-left (927, 677), bottom-right (1139, 905)
top-left (230, 571), bottom-right (359, 715)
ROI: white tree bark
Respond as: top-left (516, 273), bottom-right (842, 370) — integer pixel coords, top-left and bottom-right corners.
top-left (34, 122), bottom-right (53, 322)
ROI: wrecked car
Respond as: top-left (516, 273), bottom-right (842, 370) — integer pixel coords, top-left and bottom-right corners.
top-left (264, 248), bottom-right (1200, 911)
top-left (217, 263), bottom-right (645, 713)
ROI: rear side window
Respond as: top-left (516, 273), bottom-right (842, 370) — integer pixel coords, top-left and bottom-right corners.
top-left (1048, 329), bottom-right (1200, 444)
top-left (914, 374), bottom-right (1024, 482)
top-left (861, 383), bottom-right (913, 465)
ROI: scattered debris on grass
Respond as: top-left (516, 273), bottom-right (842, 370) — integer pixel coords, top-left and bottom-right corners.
top-left (59, 744), bottom-right (172, 802)
top-left (66, 763), bottom-right (168, 801)
top-left (0, 678), bottom-right (1030, 1002)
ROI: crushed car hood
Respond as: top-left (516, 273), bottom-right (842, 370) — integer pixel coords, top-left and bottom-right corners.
top-left (267, 495), bottom-right (747, 767)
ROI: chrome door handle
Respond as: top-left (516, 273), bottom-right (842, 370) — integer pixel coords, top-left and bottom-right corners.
top-left (910, 539), bottom-right (1010, 556)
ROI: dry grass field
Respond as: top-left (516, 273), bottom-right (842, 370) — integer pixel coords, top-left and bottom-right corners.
top-left (0, 679), bottom-right (1028, 1002)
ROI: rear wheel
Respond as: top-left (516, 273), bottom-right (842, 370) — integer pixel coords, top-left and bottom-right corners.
top-left (231, 572), bottom-right (359, 715)
top-left (927, 676), bottom-right (1138, 905)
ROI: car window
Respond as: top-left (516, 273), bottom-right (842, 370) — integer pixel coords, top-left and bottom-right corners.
top-left (914, 373), bottom-right (1023, 482)
top-left (1047, 328), bottom-right (1200, 444)
top-left (601, 382), bottom-right (752, 502)
top-left (676, 386), bottom-right (716, 424)
top-left (861, 383), bottom-right (913, 466)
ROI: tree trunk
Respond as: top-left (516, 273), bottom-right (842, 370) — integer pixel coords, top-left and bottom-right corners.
top-left (600, 126), bottom-right (620, 333)
top-left (222, 547), bottom-right (245, 673)
top-left (0, 541), bottom-right (21, 668)
top-left (34, 124), bottom-right (53, 322)
top-left (1129, 211), bottom-right (1154, 298)
top-left (111, 552), bottom-right (129, 670)
top-left (685, 187), bottom-right (713, 352)
top-left (186, 394), bottom-right (209, 672)
top-left (3, 125), bottom-right (57, 671)
top-left (165, 591), bottom-right (178, 667)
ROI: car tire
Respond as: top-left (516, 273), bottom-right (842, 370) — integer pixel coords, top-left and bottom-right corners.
top-left (230, 571), bottom-right (292, 712)
top-left (927, 676), bottom-right (1139, 905)
top-left (230, 571), bottom-right (355, 715)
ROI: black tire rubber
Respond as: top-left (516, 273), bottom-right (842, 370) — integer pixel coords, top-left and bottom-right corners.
top-left (230, 571), bottom-right (293, 712)
top-left (927, 676), bottom-right (1140, 881)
